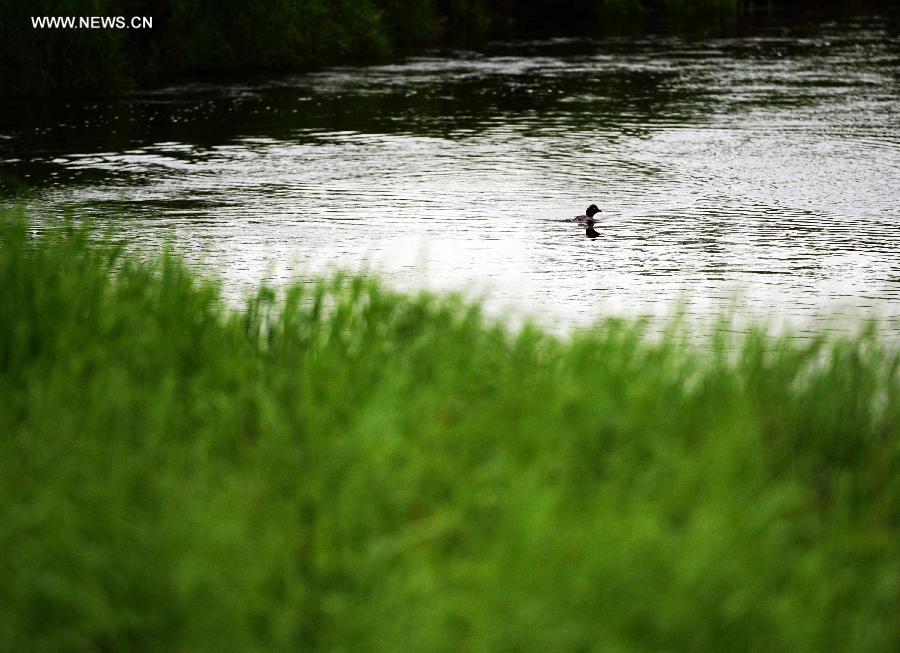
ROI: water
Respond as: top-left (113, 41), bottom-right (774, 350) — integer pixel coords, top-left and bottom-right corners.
top-left (3, 14), bottom-right (900, 334)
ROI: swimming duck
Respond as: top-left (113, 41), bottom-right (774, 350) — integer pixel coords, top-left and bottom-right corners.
top-left (575, 204), bottom-right (601, 222)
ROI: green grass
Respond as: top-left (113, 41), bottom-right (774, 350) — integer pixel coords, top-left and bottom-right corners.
top-left (1, 212), bottom-right (898, 651)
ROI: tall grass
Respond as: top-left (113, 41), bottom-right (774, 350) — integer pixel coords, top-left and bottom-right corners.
top-left (1, 212), bottom-right (898, 651)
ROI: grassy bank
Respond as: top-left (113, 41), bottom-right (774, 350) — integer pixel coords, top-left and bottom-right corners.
top-left (0, 0), bottom-right (889, 96)
top-left (1, 213), bottom-right (898, 651)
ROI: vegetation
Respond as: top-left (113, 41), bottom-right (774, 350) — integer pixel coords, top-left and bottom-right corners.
top-left (0, 0), bottom-right (890, 96)
top-left (1, 211), bottom-right (898, 650)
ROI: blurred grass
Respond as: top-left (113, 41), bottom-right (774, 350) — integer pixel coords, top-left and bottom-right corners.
top-left (0, 0), bottom-right (886, 96)
top-left (1, 211), bottom-right (898, 651)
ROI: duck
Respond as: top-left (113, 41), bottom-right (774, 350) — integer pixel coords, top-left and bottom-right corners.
top-left (574, 204), bottom-right (601, 223)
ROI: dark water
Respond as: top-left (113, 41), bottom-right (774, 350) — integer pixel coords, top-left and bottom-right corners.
top-left (3, 14), bottom-right (900, 334)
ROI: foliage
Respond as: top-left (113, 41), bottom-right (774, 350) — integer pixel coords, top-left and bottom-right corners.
top-left (1, 212), bottom-right (898, 651)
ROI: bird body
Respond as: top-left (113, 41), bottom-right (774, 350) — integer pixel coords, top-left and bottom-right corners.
top-left (574, 204), bottom-right (601, 222)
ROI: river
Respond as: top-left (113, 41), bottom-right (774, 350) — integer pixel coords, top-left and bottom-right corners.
top-left (2, 12), bottom-right (899, 335)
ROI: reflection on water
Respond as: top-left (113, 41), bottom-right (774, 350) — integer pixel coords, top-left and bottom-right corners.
top-left (2, 15), bottom-right (899, 334)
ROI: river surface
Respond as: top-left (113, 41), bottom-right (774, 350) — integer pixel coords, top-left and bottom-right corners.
top-left (2, 13), bottom-right (900, 334)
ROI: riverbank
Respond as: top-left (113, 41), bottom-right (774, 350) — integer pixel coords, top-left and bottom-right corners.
top-left (1, 0), bottom-right (892, 96)
top-left (1, 212), bottom-right (898, 650)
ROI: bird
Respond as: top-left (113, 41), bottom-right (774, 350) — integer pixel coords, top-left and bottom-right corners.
top-left (574, 204), bottom-right (601, 222)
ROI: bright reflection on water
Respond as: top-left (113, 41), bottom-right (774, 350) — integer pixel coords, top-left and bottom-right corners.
top-left (3, 16), bottom-right (900, 334)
